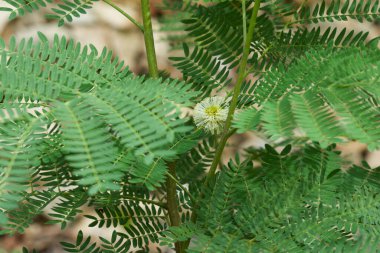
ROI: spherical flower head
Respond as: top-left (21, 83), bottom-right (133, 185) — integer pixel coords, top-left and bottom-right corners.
top-left (193, 96), bottom-right (230, 134)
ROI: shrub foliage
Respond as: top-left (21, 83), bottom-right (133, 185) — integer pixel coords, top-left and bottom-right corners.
top-left (1, 0), bottom-right (380, 252)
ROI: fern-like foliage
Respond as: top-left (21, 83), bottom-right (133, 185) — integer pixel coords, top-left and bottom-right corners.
top-left (120, 129), bottom-right (203, 190)
top-left (170, 45), bottom-right (232, 98)
top-left (197, 157), bottom-right (249, 231)
top-left (165, 145), bottom-right (380, 252)
top-left (35, 135), bottom-right (74, 188)
top-left (47, 189), bottom-right (87, 229)
top-left (61, 228), bottom-right (166, 253)
top-left (246, 26), bottom-right (372, 73)
top-left (163, 0), bottom-right (379, 101)
top-left (2, 190), bottom-right (60, 234)
top-left (98, 231), bottom-right (133, 253)
top-left (47, 0), bottom-right (98, 26)
top-left (0, 33), bottom-right (132, 102)
top-left (0, 116), bottom-right (45, 225)
top-left (83, 85), bottom-right (194, 165)
top-left (2, 0), bottom-right (380, 252)
top-left (347, 161), bottom-right (380, 188)
top-left (54, 99), bottom-right (123, 195)
top-left (0, 0), bottom-right (98, 26)
top-left (237, 88), bottom-right (380, 149)
top-left (292, 0), bottom-right (380, 25)
top-left (60, 202), bottom-right (168, 252)
top-left (181, 12), bottom-right (243, 68)
top-left (0, 34), bottom-right (197, 194)
top-left (0, 32), bottom-right (196, 246)
top-left (160, 1), bottom-right (249, 51)
top-left (159, 0), bottom-right (198, 50)
top-left (88, 202), bottom-right (166, 246)
top-left (61, 230), bottom-right (100, 253)
top-left (235, 46), bottom-right (380, 150)
top-left (176, 137), bottom-right (215, 184)
top-left (0, 0), bottom-right (53, 20)
top-left (241, 45), bottom-right (380, 106)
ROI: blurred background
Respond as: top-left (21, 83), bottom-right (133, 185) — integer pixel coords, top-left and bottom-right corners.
top-left (0, 0), bottom-right (380, 252)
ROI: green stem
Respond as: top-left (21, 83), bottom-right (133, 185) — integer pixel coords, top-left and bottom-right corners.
top-left (184, 2), bottom-right (261, 248)
top-left (103, 0), bottom-right (144, 32)
top-left (166, 171), bottom-right (196, 203)
top-left (204, 0), bottom-right (262, 186)
top-left (139, 3), bottom-right (183, 252)
top-left (186, 1), bottom-right (262, 241)
top-left (166, 163), bottom-right (185, 253)
top-left (141, 0), bottom-right (159, 78)
top-left (242, 0), bottom-right (247, 44)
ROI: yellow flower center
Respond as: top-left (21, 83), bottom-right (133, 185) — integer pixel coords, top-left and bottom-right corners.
top-left (205, 105), bottom-right (220, 116)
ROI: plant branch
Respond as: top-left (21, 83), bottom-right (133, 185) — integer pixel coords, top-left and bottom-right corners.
top-left (204, 0), bottom-right (262, 186)
top-left (242, 0), bottom-right (247, 44)
top-left (166, 162), bottom-right (185, 253)
top-left (166, 171), bottom-right (195, 203)
top-left (187, 1), bottom-right (262, 239)
top-left (140, 1), bottom-right (183, 252)
top-left (103, 0), bottom-right (144, 32)
top-left (141, 0), bottom-right (159, 78)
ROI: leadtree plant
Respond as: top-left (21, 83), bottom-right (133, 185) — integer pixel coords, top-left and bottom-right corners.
top-left (0, 0), bottom-right (380, 252)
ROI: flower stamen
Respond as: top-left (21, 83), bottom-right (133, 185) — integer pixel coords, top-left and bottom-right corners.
top-left (205, 105), bottom-right (220, 117)
top-left (193, 96), bottom-right (230, 134)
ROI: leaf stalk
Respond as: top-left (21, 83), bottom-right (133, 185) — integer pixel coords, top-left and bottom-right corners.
top-left (103, 0), bottom-right (144, 32)
top-left (141, 0), bottom-right (159, 78)
top-left (204, 0), bottom-right (262, 186)
top-left (140, 1), bottom-right (183, 252)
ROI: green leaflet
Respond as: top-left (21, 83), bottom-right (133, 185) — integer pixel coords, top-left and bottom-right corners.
top-left (170, 45), bottom-right (232, 99)
top-left (83, 86), bottom-right (193, 165)
top-left (54, 99), bottom-right (122, 195)
top-left (0, 33), bottom-right (197, 192)
top-left (293, 0), bottom-right (380, 24)
top-left (0, 117), bottom-right (45, 224)
top-left (235, 47), bottom-right (380, 149)
top-left (0, 34), bottom-right (132, 102)
top-left (251, 46), bottom-right (380, 105)
top-left (0, 0), bottom-right (98, 26)
top-left (189, 145), bottom-right (380, 252)
top-left (3, 190), bottom-right (60, 235)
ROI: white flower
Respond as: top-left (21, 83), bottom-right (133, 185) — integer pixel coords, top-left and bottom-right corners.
top-left (193, 96), bottom-right (230, 134)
